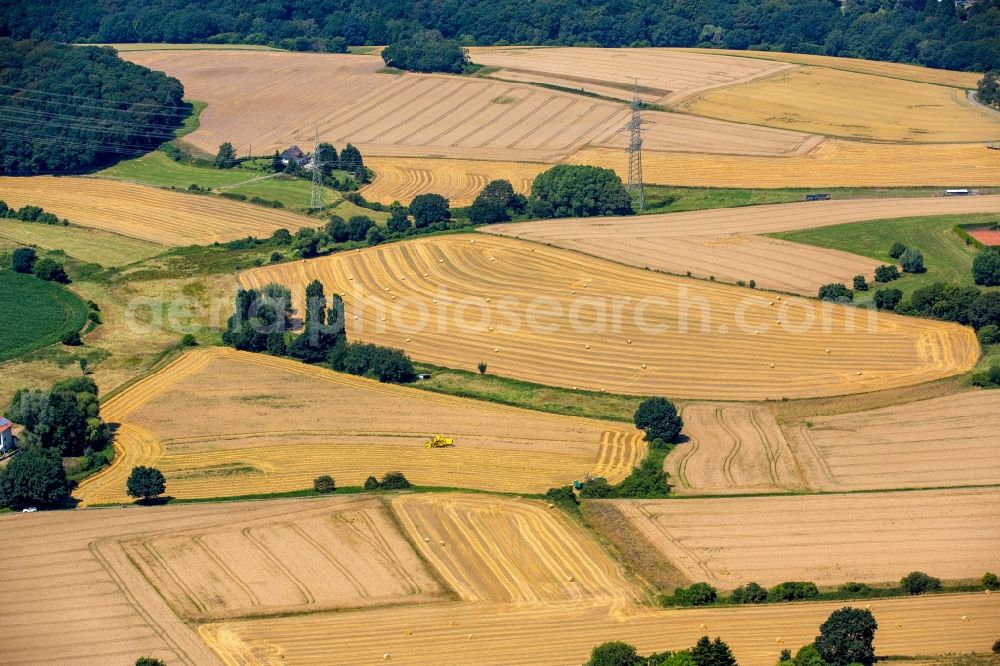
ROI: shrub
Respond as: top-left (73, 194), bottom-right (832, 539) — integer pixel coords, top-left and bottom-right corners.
top-left (270, 228), bottom-right (292, 245)
top-left (972, 247), bottom-right (1000, 286)
top-left (814, 607), bottom-right (878, 666)
top-left (768, 581), bottom-right (819, 602)
top-left (545, 485), bottom-right (579, 511)
top-left (180, 333), bottom-right (197, 347)
top-left (873, 288), bottom-right (903, 311)
top-left (365, 225), bottom-right (385, 245)
top-left (578, 477), bottom-right (615, 498)
top-left (730, 582), bottom-right (767, 604)
top-left (11, 247), bottom-right (37, 273)
top-left (790, 645), bottom-right (826, 666)
top-left (899, 247), bottom-right (925, 273)
top-left (135, 659), bottom-right (167, 666)
top-left (379, 471), bottom-right (411, 490)
top-left (333, 342), bottom-right (416, 383)
top-left (669, 582), bottom-right (718, 607)
top-left (61, 330), bottom-right (82, 346)
top-left (852, 274), bottom-right (868, 291)
top-left (363, 475), bottom-right (380, 491)
top-left (528, 164), bottom-right (632, 218)
top-left (477, 361), bottom-right (487, 375)
top-left (978, 324), bottom-right (1000, 345)
top-left (633, 397), bottom-right (683, 443)
top-left (126, 466), bottom-right (166, 501)
top-left (468, 179), bottom-right (525, 225)
top-left (386, 208), bottom-right (412, 234)
top-left (313, 475), bottom-right (336, 493)
top-left (993, 638), bottom-right (1000, 655)
top-left (584, 641), bottom-right (644, 666)
top-left (269, 251), bottom-right (283, 263)
top-left (838, 581), bottom-right (874, 598)
top-left (818, 283), bottom-right (853, 302)
top-left (33, 258), bottom-right (69, 283)
top-left (983, 572), bottom-right (1000, 590)
top-left (410, 193), bottom-right (450, 228)
top-left (900, 571), bottom-right (941, 595)
top-left (874, 264), bottom-right (900, 283)
top-left (888, 241), bottom-right (907, 259)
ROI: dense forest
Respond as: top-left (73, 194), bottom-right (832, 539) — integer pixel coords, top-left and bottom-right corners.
top-left (0, 39), bottom-right (187, 174)
top-left (1, 0), bottom-right (997, 72)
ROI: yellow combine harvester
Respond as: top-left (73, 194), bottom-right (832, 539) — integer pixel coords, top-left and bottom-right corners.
top-left (425, 435), bottom-right (454, 448)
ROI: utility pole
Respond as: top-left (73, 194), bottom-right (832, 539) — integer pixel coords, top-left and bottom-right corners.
top-left (309, 125), bottom-right (324, 211)
top-left (623, 80), bottom-right (646, 212)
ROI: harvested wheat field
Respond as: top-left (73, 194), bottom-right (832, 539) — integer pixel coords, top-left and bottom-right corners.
top-left (201, 593), bottom-right (1000, 666)
top-left (783, 390), bottom-right (1000, 491)
top-left (0, 176), bottom-right (314, 245)
top-left (123, 497), bottom-right (443, 621)
top-left (679, 66), bottom-right (1000, 142)
top-left (666, 405), bottom-right (806, 495)
top-left (679, 49), bottom-right (982, 89)
top-left (0, 496), bottom-right (444, 666)
top-left (74, 348), bottom-right (645, 505)
top-left (617, 488), bottom-right (1000, 590)
top-left (483, 195), bottom-right (1000, 294)
top-left (572, 141), bottom-right (1000, 188)
top-left (363, 156), bottom-right (546, 205)
top-left (243, 234), bottom-right (978, 400)
top-left (392, 494), bottom-right (638, 605)
top-left (469, 46), bottom-right (795, 104)
top-left (122, 50), bottom-right (388, 156)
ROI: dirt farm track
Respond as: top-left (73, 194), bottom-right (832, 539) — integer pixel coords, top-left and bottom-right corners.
top-left (241, 234), bottom-right (980, 400)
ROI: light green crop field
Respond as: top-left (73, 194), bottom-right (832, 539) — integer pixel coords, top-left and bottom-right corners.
top-left (0, 220), bottom-right (165, 267)
top-left (0, 271), bottom-right (88, 362)
top-left (772, 213), bottom-right (1000, 298)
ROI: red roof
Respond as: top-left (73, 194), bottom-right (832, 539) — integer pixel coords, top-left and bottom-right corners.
top-left (0, 417), bottom-right (11, 431)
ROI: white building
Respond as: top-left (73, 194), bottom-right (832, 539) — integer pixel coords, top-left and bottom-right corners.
top-left (0, 417), bottom-right (17, 454)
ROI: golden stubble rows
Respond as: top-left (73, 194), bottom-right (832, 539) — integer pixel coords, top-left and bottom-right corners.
top-left (241, 234), bottom-right (979, 400)
top-left (74, 348), bottom-right (645, 505)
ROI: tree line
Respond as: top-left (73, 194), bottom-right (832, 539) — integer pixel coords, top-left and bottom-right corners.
top-left (3, 0), bottom-right (998, 71)
top-left (0, 39), bottom-right (188, 174)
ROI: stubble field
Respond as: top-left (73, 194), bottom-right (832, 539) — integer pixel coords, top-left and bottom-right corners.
top-left (570, 141), bottom-right (1000, 188)
top-left (242, 234), bottom-right (979, 400)
top-left (0, 176), bottom-right (314, 245)
top-left (469, 46), bottom-right (797, 104)
top-left (783, 390), bottom-right (1000, 491)
top-left (679, 66), bottom-right (1000, 142)
top-left (392, 494), bottom-right (638, 605)
top-left (74, 348), bottom-right (645, 505)
top-left (201, 593), bottom-right (1000, 665)
top-left (617, 488), bottom-right (1000, 589)
top-left (483, 195), bottom-right (1000, 294)
top-left (362, 156), bottom-right (544, 205)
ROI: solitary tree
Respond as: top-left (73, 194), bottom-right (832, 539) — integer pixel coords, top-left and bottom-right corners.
top-left (888, 241), bottom-right (907, 259)
top-left (584, 641), bottom-right (643, 666)
top-left (477, 361), bottom-right (488, 375)
top-left (313, 475), bottom-right (336, 493)
top-left (899, 247), bottom-right (925, 273)
top-left (126, 466), bottom-right (166, 502)
top-left (135, 658), bottom-right (167, 666)
top-left (214, 142), bottom-right (237, 169)
top-left (852, 274), bottom-right (869, 291)
top-left (814, 607), bottom-right (878, 666)
top-left (900, 571), bottom-right (941, 595)
top-left (634, 397), bottom-right (683, 443)
top-left (874, 264), bottom-right (900, 283)
top-left (972, 248), bottom-right (1000, 286)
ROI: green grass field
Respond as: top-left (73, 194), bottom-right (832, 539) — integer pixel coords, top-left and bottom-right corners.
top-left (639, 185), bottom-right (973, 215)
top-left (0, 271), bottom-right (88, 362)
top-left (0, 220), bottom-right (164, 267)
top-left (771, 213), bottom-right (1000, 299)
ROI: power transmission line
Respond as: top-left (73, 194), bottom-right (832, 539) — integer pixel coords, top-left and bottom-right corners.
top-left (310, 125), bottom-right (325, 211)
top-left (621, 79), bottom-right (648, 212)
top-left (0, 84), bottom-right (192, 115)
